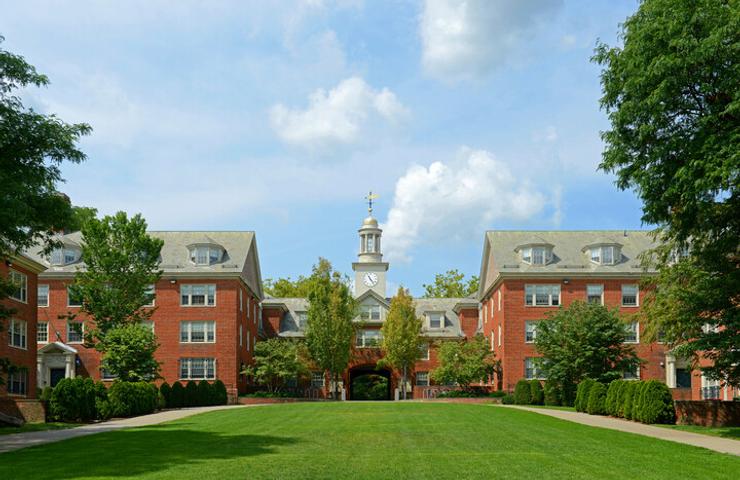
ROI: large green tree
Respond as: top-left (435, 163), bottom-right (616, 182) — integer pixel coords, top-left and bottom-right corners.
top-left (379, 287), bottom-right (424, 400)
top-left (0, 36), bottom-right (90, 387)
top-left (431, 335), bottom-right (496, 391)
top-left (304, 259), bottom-right (356, 399)
top-left (422, 270), bottom-right (479, 298)
top-left (263, 258), bottom-right (333, 298)
top-left (99, 324), bottom-right (160, 382)
top-left (534, 301), bottom-right (641, 405)
top-left (66, 212), bottom-right (164, 380)
top-left (593, 0), bottom-right (739, 385)
top-left (243, 338), bottom-right (309, 394)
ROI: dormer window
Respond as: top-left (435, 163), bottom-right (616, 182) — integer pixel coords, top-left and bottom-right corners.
top-left (427, 312), bottom-right (444, 329)
top-left (50, 247), bottom-right (80, 266)
top-left (189, 245), bottom-right (223, 265)
top-left (520, 246), bottom-right (552, 265)
top-left (589, 245), bottom-right (619, 265)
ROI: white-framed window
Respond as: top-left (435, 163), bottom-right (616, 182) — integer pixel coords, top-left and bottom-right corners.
top-left (140, 321), bottom-right (155, 333)
top-left (416, 371), bottom-right (429, 386)
top-left (483, 305), bottom-right (488, 324)
top-left (356, 329), bottom-right (382, 348)
top-left (239, 324), bottom-right (243, 347)
top-left (180, 321), bottom-right (216, 343)
top-left (67, 286), bottom-right (83, 307)
top-left (101, 368), bottom-right (118, 381)
top-left (623, 365), bottom-right (640, 380)
top-left (497, 324), bottom-right (502, 347)
top-left (490, 334), bottom-right (494, 351)
top-left (296, 312), bottom-right (308, 329)
top-left (586, 284), bottom-right (604, 305)
top-left (497, 289), bottom-right (502, 311)
top-left (621, 284), bottom-right (639, 307)
top-left (67, 322), bottom-right (83, 343)
top-left (311, 371), bottom-right (325, 388)
top-left (180, 284), bottom-right (216, 306)
top-left (524, 284), bottom-right (560, 306)
top-left (179, 358), bottom-right (216, 380)
top-left (239, 289), bottom-right (243, 312)
top-left (590, 246), bottom-right (618, 265)
top-left (522, 246), bottom-right (551, 265)
top-left (37, 322), bottom-right (48, 343)
top-left (144, 284), bottom-right (155, 307)
top-left (427, 312), bottom-right (444, 329)
top-left (38, 284), bottom-right (49, 307)
top-left (8, 269), bottom-right (27, 303)
top-left (7, 369), bottom-right (28, 395)
top-left (50, 247), bottom-right (79, 266)
top-left (189, 246), bottom-right (222, 265)
top-left (624, 322), bottom-right (639, 343)
top-left (419, 342), bottom-right (430, 360)
top-left (253, 304), bottom-right (257, 324)
top-left (524, 321), bottom-right (537, 343)
top-left (360, 304), bottom-right (381, 321)
top-left (524, 358), bottom-right (544, 380)
top-left (8, 319), bottom-right (27, 349)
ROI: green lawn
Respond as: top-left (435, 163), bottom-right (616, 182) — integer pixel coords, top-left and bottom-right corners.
top-left (0, 422), bottom-right (79, 436)
top-left (525, 404), bottom-right (577, 412)
top-left (0, 403), bottom-right (737, 479)
top-left (658, 424), bottom-right (740, 440)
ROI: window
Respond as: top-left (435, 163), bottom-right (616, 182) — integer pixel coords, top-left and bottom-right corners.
top-left (356, 329), bottom-right (382, 348)
top-left (101, 368), bottom-right (117, 381)
top-left (590, 246), bottom-right (618, 265)
top-left (239, 324), bottom-right (243, 347)
top-left (179, 358), bottom-right (216, 380)
top-left (8, 270), bottom-right (27, 303)
top-left (67, 322), bottom-right (83, 343)
top-left (239, 289), bottom-right (243, 312)
top-left (490, 334), bottom-right (494, 351)
top-left (676, 368), bottom-right (692, 389)
top-left (427, 312), bottom-right (444, 329)
top-left (140, 321), bottom-right (154, 333)
top-left (360, 304), bottom-right (381, 321)
top-left (189, 246), bottom-right (222, 265)
top-left (623, 366), bottom-right (640, 380)
top-left (37, 322), bottom-right (48, 343)
top-left (50, 247), bottom-right (78, 266)
top-left (419, 342), bottom-right (430, 360)
top-left (624, 322), bottom-right (639, 343)
top-left (246, 330), bottom-right (251, 351)
top-left (524, 284), bottom-right (560, 306)
top-left (180, 284), bottom-right (216, 306)
top-left (524, 358), bottom-right (543, 380)
top-left (525, 321), bottom-right (537, 343)
top-left (7, 369), bottom-right (28, 395)
top-left (311, 371), bottom-right (325, 388)
top-left (144, 284), bottom-right (155, 306)
top-left (296, 312), bottom-right (308, 329)
top-left (8, 319), bottom-right (27, 349)
top-left (586, 284), bottom-right (604, 305)
top-left (621, 284), bottom-right (638, 307)
top-left (416, 371), bottom-right (429, 387)
top-left (180, 321), bottom-right (216, 343)
top-left (67, 286), bottom-right (83, 307)
top-left (497, 290), bottom-right (501, 311)
top-left (498, 324), bottom-right (502, 347)
top-left (38, 284), bottom-right (49, 307)
top-left (366, 235), bottom-right (375, 253)
top-left (522, 246), bottom-right (551, 265)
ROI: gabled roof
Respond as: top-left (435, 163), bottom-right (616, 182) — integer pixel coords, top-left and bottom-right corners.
top-left (38, 341), bottom-right (78, 355)
top-left (355, 289), bottom-right (390, 308)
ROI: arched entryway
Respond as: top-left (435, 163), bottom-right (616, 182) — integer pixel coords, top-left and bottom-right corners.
top-left (349, 366), bottom-right (392, 400)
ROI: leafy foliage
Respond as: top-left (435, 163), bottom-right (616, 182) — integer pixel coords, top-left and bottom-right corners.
top-left (350, 374), bottom-right (389, 401)
top-left (48, 377), bottom-right (107, 422)
top-left (379, 287), bottom-right (424, 399)
top-left (529, 380), bottom-right (544, 405)
top-left (586, 382), bottom-right (607, 415)
top-left (66, 206), bottom-right (98, 233)
top-left (185, 381), bottom-right (198, 407)
top-left (105, 381), bottom-right (158, 417)
top-left (605, 380), bottom-right (625, 417)
top-left (263, 258), bottom-right (333, 298)
top-left (593, 0), bottom-right (739, 385)
top-left (535, 301), bottom-right (641, 405)
top-left (169, 381), bottom-right (185, 408)
top-left (431, 335), bottom-right (496, 390)
top-left (636, 380), bottom-right (675, 424)
top-left (575, 378), bottom-right (595, 413)
top-left (242, 338), bottom-right (308, 394)
top-left (622, 381), bottom-right (637, 420)
top-left (100, 324), bottom-right (160, 382)
top-left (422, 270), bottom-right (479, 298)
top-left (159, 382), bottom-right (171, 407)
top-left (213, 380), bottom-right (228, 405)
top-left (544, 379), bottom-right (561, 406)
top-left (513, 380), bottom-right (531, 405)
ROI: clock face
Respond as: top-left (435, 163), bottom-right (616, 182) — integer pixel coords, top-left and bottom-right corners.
top-left (363, 272), bottom-right (379, 287)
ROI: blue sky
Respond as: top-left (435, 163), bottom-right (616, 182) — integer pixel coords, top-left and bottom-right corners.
top-left (2, 0), bottom-right (646, 295)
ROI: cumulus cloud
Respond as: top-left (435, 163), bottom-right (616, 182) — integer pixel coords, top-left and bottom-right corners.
top-left (269, 76), bottom-right (408, 148)
top-left (419, 0), bottom-right (563, 81)
top-left (382, 148), bottom-right (549, 262)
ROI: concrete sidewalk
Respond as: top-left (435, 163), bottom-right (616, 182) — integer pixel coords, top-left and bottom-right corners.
top-left (499, 405), bottom-right (740, 456)
top-left (0, 405), bottom-right (251, 454)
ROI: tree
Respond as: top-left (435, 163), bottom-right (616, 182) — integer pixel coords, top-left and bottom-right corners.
top-left (243, 338), bottom-right (309, 394)
top-left (534, 301), bottom-right (641, 405)
top-left (593, 0), bottom-right (739, 385)
top-left (0, 36), bottom-right (90, 387)
top-left (379, 287), bottom-right (424, 400)
top-left (100, 324), bottom-right (160, 382)
top-left (422, 270), bottom-right (479, 298)
top-left (304, 259), bottom-right (356, 399)
top-left (263, 258), bottom-right (333, 298)
top-left (431, 334), bottom-right (496, 391)
top-left (66, 206), bottom-right (98, 233)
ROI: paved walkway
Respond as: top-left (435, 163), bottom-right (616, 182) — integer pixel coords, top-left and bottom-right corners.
top-left (498, 405), bottom-right (740, 456)
top-left (0, 405), bottom-right (251, 454)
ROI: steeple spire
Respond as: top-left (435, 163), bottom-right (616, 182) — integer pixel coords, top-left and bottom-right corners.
top-left (365, 191), bottom-right (379, 215)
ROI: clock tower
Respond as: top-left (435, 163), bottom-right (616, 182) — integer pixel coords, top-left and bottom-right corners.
top-left (353, 192), bottom-right (389, 298)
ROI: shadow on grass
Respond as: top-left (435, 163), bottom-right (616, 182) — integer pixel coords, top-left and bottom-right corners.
top-left (0, 422), bottom-right (298, 479)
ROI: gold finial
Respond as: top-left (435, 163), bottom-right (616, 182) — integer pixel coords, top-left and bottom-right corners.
top-left (366, 191), bottom-right (379, 214)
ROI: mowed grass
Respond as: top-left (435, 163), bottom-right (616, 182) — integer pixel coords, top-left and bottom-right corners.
top-left (0, 422), bottom-right (79, 436)
top-left (0, 403), bottom-right (737, 480)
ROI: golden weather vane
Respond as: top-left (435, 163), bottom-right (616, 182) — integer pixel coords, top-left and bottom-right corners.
top-left (366, 191), bottom-right (379, 215)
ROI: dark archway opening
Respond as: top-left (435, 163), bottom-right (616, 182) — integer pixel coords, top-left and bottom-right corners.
top-left (349, 367), bottom-right (392, 400)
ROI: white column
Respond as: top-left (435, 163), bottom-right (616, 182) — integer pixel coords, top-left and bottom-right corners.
top-left (65, 354), bottom-right (75, 379)
top-left (37, 355), bottom-right (45, 388)
top-left (665, 354), bottom-right (676, 388)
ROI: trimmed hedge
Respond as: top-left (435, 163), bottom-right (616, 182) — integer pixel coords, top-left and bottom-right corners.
top-left (170, 381), bottom-right (185, 408)
top-left (586, 382), bottom-right (607, 415)
top-left (501, 394), bottom-right (515, 405)
top-left (637, 380), bottom-right (675, 424)
top-left (529, 380), bottom-right (544, 405)
top-left (163, 380), bottom-right (227, 408)
top-left (575, 378), bottom-right (596, 413)
top-left (198, 380), bottom-right (213, 406)
top-left (160, 382), bottom-right (171, 407)
top-left (514, 380), bottom-right (532, 405)
top-left (214, 380), bottom-right (228, 405)
top-left (49, 377), bottom-right (107, 422)
top-left (105, 381), bottom-right (158, 417)
top-left (605, 380), bottom-right (624, 416)
top-left (622, 381), bottom-right (637, 419)
top-left (185, 381), bottom-right (199, 407)
top-left (543, 380), bottom-right (560, 406)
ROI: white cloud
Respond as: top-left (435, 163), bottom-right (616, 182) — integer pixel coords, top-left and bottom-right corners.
top-left (382, 148), bottom-right (549, 262)
top-left (269, 76), bottom-right (408, 148)
top-left (533, 125), bottom-right (558, 143)
top-left (419, 0), bottom-right (563, 81)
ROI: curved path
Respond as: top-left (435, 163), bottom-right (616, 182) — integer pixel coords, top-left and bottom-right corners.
top-left (498, 404), bottom-right (739, 456)
top-left (0, 405), bottom-right (252, 454)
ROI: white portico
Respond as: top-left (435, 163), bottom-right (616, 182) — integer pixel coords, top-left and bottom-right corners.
top-left (37, 342), bottom-right (78, 389)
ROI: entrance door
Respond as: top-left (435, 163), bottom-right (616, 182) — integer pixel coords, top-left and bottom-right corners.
top-left (349, 367), bottom-right (392, 400)
top-left (49, 368), bottom-right (66, 387)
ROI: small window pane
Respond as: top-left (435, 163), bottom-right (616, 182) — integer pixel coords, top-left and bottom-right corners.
top-left (416, 372), bottom-right (429, 386)
top-left (586, 285), bottom-right (603, 305)
top-left (621, 285), bottom-right (638, 306)
top-left (525, 321), bottom-right (537, 343)
top-left (68, 322), bottom-right (83, 343)
top-left (37, 322), bottom-right (48, 343)
top-left (38, 285), bottom-right (49, 307)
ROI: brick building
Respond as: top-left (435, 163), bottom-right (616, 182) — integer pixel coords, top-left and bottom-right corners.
top-left (25, 231), bottom-right (263, 399)
top-left (477, 230), bottom-right (739, 401)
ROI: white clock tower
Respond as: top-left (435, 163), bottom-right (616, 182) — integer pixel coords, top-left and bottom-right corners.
top-left (353, 192), bottom-right (389, 298)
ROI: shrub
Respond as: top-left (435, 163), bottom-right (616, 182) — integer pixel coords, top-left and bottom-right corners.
top-left (489, 391), bottom-right (507, 398)
top-left (185, 381), bottom-right (199, 407)
top-left (197, 380), bottom-right (213, 406)
top-left (529, 380), bottom-right (544, 405)
top-left (501, 394), bottom-right (515, 405)
top-left (637, 380), bottom-right (675, 424)
top-left (213, 380), bottom-right (228, 405)
top-left (622, 382), bottom-right (637, 419)
top-left (615, 380), bottom-right (630, 418)
top-left (106, 381), bottom-right (158, 417)
top-left (631, 381), bottom-right (648, 421)
top-left (575, 378), bottom-right (596, 412)
top-left (514, 380), bottom-right (532, 405)
top-left (159, 382), bottom-right (171, 408)
top-left (49, 377), bottom-right (107, 422)
top-left (586, 382), bottom-right (607, 415)
top-left (605, 380), bottom-right (623, 416)
top-left (543, 380), bottom-right (560, 406)
top-left (39, 386), bottom-right (53, 403)
top-left (170, 381), bottom-right (185, 408)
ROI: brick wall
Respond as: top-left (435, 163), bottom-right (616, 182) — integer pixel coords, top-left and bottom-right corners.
top-left (675, 400), bottom-right (740, 427)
